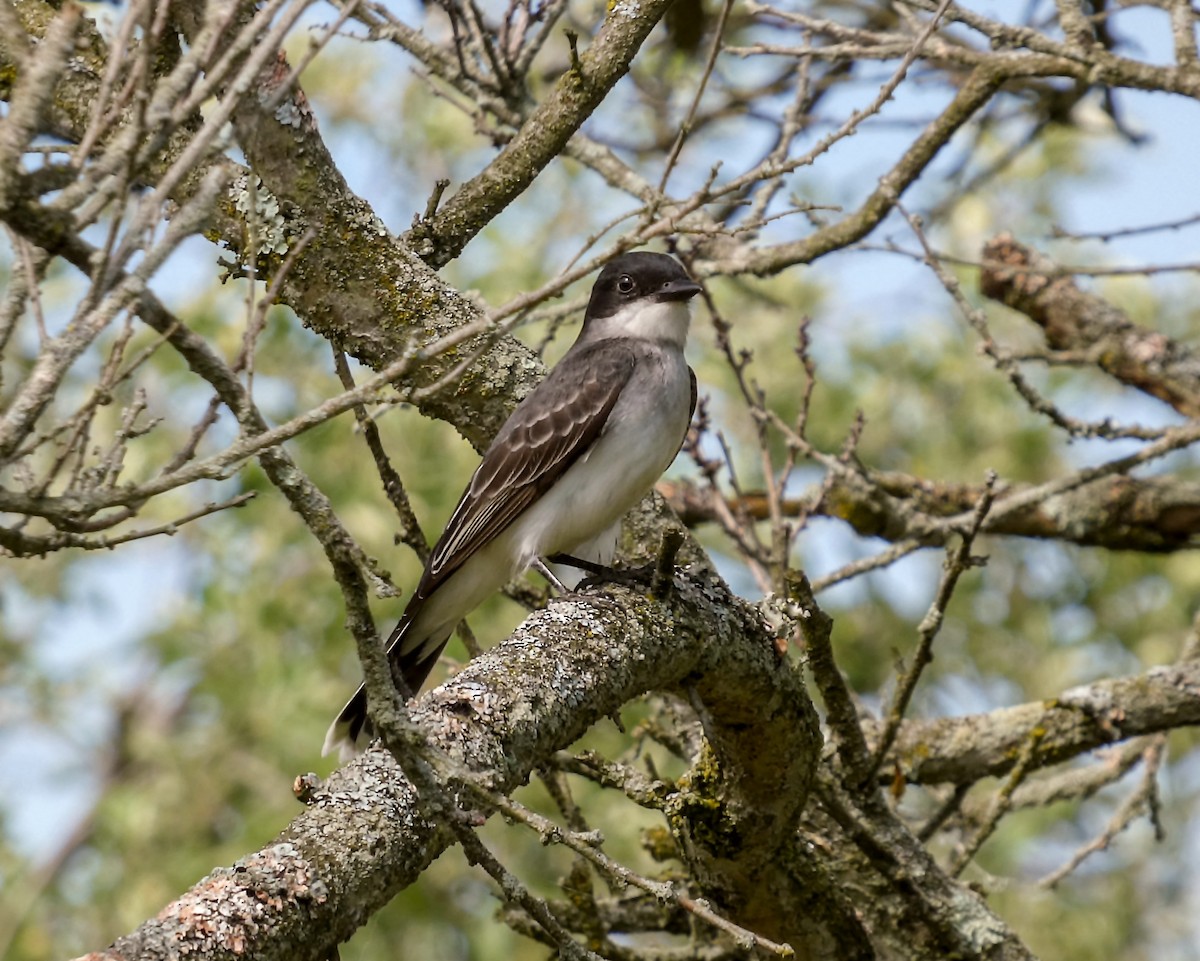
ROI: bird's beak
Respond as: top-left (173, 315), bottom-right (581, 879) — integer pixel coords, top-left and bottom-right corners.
top-left (657, 279), bottom-right (703, 302)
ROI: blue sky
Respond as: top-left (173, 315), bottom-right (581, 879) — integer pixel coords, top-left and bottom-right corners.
top-left (3, 0), bottom-right (1199, 871)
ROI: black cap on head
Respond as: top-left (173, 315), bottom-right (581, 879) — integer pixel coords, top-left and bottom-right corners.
top-left (586, 252), bottom-right (701, 320)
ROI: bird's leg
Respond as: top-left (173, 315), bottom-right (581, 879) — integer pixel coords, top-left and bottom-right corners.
top-left (533, 558), bottom-right (572, 594)
top-left (555, 531), bottom-right (685, 597)
top-left (549, 552), bottom-right (657, 591)
top-left (547, 553), bottom-right (616, 579)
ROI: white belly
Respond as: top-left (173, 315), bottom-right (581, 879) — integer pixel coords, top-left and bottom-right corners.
top-left (510, 347), bottom-right (690, 565)
top-left (409, 344), bottom-right (690, 646)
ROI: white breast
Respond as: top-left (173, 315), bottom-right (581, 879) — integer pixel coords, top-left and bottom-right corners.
top-left (408, 342), bottom-right (691, 642)
top-left (508, 343), bottom-right (691, 567)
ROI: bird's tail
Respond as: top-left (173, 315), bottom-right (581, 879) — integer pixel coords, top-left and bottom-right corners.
top-left (321, 615), bottom-right (447, 761)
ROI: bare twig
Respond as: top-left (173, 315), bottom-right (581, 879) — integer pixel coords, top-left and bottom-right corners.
top-left (866, 473), bottom-right (996, 783)
top-left (1038, 736), bottom-right (1167, 888)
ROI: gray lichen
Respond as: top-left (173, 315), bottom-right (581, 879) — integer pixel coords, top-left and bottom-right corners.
top-left (232, 174), bottom-right (290, 256)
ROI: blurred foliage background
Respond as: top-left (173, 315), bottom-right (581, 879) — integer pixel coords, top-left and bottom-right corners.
top-left (3, 1), bottom-right (1200, 960)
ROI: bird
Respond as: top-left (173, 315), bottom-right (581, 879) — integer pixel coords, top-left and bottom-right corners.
top-left (323, 251), bottom-right (702, 759)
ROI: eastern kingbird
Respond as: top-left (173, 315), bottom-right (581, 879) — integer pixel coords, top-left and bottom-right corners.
top-left (323, 252), bottom-right (701, 759)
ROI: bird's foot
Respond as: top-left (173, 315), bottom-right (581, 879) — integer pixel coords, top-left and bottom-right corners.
top-left (551, 530), bottom-right (687, 598)
top-left (547, 553), bottom-right (653, 590)
top-left (582, 562), bottom-right (657, 592)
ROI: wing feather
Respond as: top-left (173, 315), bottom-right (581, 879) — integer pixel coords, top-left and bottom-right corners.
top-left (420, 342), bottom-right (638, 593)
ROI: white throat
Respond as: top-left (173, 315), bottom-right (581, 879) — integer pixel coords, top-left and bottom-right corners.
top-left (590, 299), bottom-right (692, 347)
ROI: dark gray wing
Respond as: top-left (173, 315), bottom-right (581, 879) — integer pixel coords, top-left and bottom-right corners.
top-left (419, 341), bottom-right (638, 594)
top-left (325, 342), bottom-right (639, 751)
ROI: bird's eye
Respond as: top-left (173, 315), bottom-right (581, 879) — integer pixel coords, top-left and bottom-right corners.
top-left (617, 274), bottom-right (635, 294)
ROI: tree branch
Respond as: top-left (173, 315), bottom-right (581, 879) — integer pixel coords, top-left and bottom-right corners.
top-left (980, 232), bottom-right (1200, 419)
top-left (661, 470), bottom-right (1200, 552)
top-left (872, 659), bottom-right (1200, 786)
top-left (409, 0), bottom-right (680, 267)
top-left (74, 571), bottom-right (824, 961)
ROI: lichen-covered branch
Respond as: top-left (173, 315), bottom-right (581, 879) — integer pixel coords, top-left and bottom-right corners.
top-left (981, 233), bottom-right (1200, 418)
top-left (871, 659), bottom-right (1200, 786)
top-left (661, 471), bottom-right (1200, 552)
top-left (74, 571), bottom-right (826, 961)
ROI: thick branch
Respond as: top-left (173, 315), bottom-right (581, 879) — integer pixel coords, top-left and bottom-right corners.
top-left (165, 0), bottom-right (541, 446)
top-left (863, 471), bottom-right (1200, 551)
top-left (411, 0), bottom-right (678, 267)
top-left (74, 572), bottom-right (824, 961)
top-left (662, 470), bottom-right (1200, 552)
top-left (981, 233), bottom-right (1200, 418)
top-left (872, 659), bottom-right (1200, 786)
top-left (799, 790), bottom-right (1036, 961)
top-left (0, 1), bottom-right (542, 451)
